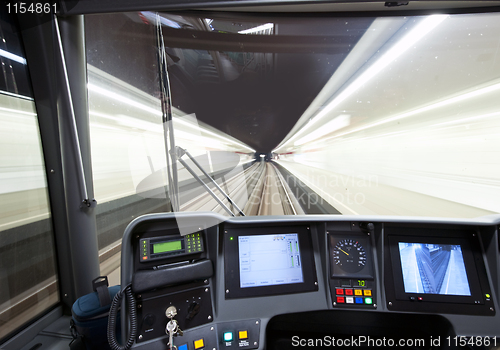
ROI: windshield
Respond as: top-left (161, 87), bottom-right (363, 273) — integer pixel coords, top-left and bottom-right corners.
top-left (85, 11), bottom-right (500, 222)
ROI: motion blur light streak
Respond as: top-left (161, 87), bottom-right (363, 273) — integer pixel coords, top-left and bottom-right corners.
top-left (238, 23), bottom-right (274, 34)
top-left (89, 111), bottom-right (162, 133)
top-left (88, 83), bottom-right (162, 116)
top-left (139, 11), bottom-right (182, 28)
top-left (294, 114), bottom-right (350, 146)
top-left (316, 80), bottom-right (500, 144)
top-left (0, 106), bottom-right (36, 116)
top-left (0, 48), bottom-right (26, 64)
top-left (175, 117), bottom-right (256, 152)
top-left (275, 14), bottom-right (448, 152)
top-left (88, 82), bottom-right (255, 152)
top-left (431, 110), bottom-right (500, 128)
top-left (0, 90), bottom-right (33, 100)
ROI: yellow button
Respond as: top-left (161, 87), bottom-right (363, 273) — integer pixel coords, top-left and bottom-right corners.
top-left (194, 339), bottom-right (204, 349)
top-left (239, 330), bottom-right (248, 340)
top-left (364, 290), bottom-right (372, 296)
top-left (354, 289), bottom-right (363, 296)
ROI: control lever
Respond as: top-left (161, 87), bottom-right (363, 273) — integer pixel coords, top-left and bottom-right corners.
top-left (359, 222), bottom-right (375, 234)
top-left (186, 301), bottom-right (200, 321)
top-left (165, 306), bottom-right (183, 350)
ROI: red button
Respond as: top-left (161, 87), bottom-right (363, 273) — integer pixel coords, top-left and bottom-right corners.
top-left (337, 296), bottom-right (345, 303)
top-left (336, 288), bottom-right (344, 295)
top-left (345, 289), bottom-right (353, 296)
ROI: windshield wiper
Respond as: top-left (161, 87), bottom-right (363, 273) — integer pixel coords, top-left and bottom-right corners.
top-left (156, 13), bottom-right (244, 216)
top-left (174, 147), bottom-right (245, 217)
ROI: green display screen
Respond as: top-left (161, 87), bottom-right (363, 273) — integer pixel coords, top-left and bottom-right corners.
top-left (153, 240), bottom-right (182, 254)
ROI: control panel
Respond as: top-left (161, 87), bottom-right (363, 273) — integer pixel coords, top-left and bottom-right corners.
top-left (328, 231), bottom-right (377, 308)
top-left (140, 232), bottom-right (204, 262)
top-left (332, 280), bottom-right (375, 306)
top-left (146, 319), bottom-right (260, 350)
top-left (123, 213), bottom-right (500, 350)
top-left (136, 284), bottom-right (214, 343)
top-left (218, 320), bottom-right (260, 349)
top-left (132, 226), bottom-right (215, 349)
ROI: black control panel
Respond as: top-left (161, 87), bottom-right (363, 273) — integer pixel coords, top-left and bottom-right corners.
top-left (140, 232), bottom-right (204, 262)
top-left (136, 284), bottom-right (214, 343)
top-left (328, 231), bottom-right (377, 308)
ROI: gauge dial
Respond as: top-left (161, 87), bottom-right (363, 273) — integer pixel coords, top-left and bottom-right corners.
top-left (332, 239), bottom-right (367, 273)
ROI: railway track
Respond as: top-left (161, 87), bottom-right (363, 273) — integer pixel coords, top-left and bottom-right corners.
top-left (245, 162), bottom-right (304, 216)
top-left (415, 246), bottom-right (452, 294)
top-left (181, 161), bottom-right (304, 216)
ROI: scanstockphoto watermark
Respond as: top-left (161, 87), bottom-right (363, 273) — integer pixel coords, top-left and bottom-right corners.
top-left (245, 173), bottom-right (378, 209)
top-left (291, 335), bottom-right (498, 348)
top-left (291, 335), bottom-right (433, 347)
top-left (300, 171), bottom-right (379, 189)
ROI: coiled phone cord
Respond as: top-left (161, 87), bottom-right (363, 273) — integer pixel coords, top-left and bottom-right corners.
top-left (107, 284), bottom-right (137, 350)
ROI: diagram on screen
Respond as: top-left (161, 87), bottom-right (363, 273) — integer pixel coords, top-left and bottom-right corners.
top-left (239, 234), bottom-right (304, 288)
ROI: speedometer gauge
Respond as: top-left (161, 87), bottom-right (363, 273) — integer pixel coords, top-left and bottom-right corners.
top-left (332, 239), bottom-right (367, 273)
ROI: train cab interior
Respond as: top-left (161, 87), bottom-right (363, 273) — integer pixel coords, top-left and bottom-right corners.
top-left (2, 0), bottom-right (500, 349)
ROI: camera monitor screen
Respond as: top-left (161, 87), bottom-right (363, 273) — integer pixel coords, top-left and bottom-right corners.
top-left (239, 233), bottom-right (304, 288)
top-left (398, 243), bottom-right (471, 296)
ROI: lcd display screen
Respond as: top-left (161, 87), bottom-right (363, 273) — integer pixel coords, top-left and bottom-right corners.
top-left (239, 233), bottom-right (304, 288)
top-left (398, 243), bottom-right (471, 296)
top-left (153, 240), bottom-right (182, 254)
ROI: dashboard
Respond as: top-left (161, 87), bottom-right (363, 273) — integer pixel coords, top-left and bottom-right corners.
top-left (120, 212), bottom-right (500, 349)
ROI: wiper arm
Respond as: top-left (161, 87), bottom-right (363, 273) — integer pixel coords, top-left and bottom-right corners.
top-left (156, 13), bottom-right (180, 211)
top-left (174, 146), bottom-right (245, 217)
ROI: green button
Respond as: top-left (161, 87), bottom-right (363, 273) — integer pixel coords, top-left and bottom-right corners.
top-left (365, 297), bottom-right (373, 305)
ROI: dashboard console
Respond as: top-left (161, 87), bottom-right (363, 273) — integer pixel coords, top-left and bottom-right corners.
top-left (119, 213), bottom-right (500, 349)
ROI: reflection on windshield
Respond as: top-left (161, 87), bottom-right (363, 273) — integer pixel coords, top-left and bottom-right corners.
top-left (86, 11), bottom-right (500, 218)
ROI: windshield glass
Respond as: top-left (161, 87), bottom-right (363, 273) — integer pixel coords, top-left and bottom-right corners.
top-left (85, 11), bottom-right (500, 221)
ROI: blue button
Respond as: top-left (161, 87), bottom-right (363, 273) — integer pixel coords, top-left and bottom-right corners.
top-left (178, 344), bottom-right (188, 350)
top-left (355, 297), bottom-right (363, 304)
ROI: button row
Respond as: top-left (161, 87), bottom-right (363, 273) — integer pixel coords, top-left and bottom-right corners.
top-left (178, 337), bottom-right (205, 350)
top-left (178, 329), bottom-right (249, 350)
top-left (336, 296), bottom-right (373, 305)
top-left (141, 240), bottom-right (148, 260)
top-left (336, 288), bottom-right (372, 296)
top-left (177, 336), bottom-right (209, 350)
top-left (186, 245), bottom-right (203, 253)
top-left (222, 330), bottom-right (248, 342)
